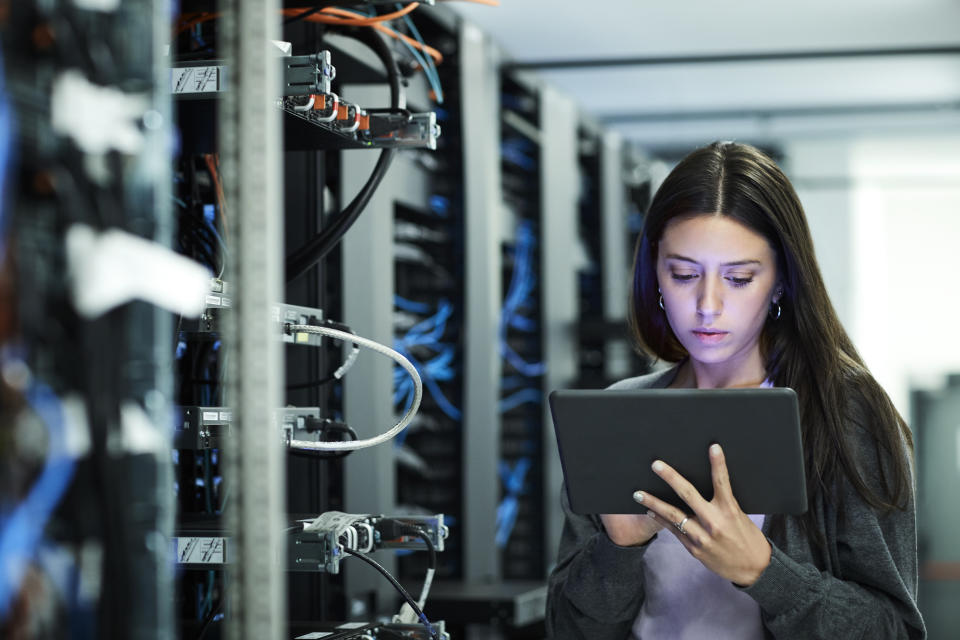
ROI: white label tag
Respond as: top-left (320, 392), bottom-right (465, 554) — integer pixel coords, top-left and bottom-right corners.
top-left (172, 66), bottom-right (224, 94)
top-left (205, 295), bottom-right (221, 306)
top-left (202, 411), bottom-right (219, 421)
top-left (219, 411), bottom-right (232, 422)
top-left (176, 537), bottom-right (225, 563)
top-left (295, 633), bottom-right (332, 639)
top-left (337, 622), bottom-right (368, 629)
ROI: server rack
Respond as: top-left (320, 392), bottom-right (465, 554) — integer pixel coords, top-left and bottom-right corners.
top-left (0, 1), bottom-right (177, 637)
top-left (912, 381), bottom-right (960, 638)
top-left (391, 10), bottom-right (467, 589)
top-left (573, 124), bottom-right (650, 391)
top-left (171, 2), bottom-right (454, 635)
top-left (338, 8), bottom-right (465, 619)
top-left (573, 121), bottom-right (608, 390)
top-left (497, 70), bottom-right (547, 581)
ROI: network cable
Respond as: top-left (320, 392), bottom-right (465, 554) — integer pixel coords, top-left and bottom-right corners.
top-left (396, 4), bottom-right (444, 104)
top-left (285, 26), bottom-right (403, 283)
top-left (390, 524), bottom-right (436, 623)
top-left (495, 456), bottom-right (531, 548)
top-left (344, 548), bottom-right (439, 640)
top-left (0, 42), bottom-right (12, 262)
top-left (286, 320), bottom-right (361, 390)
top-left (499, 220), bottom-right (546, 378)
top-left (284, 324), bottom-right (422, 451)
top-left (0, 381), bottom-right (76, 619)
top-left (293, 512), bottom-right (441, 639)
top-left (392, 298), bottom-right (461, 430)
top-left (498, 387), bottom-right (541, 414)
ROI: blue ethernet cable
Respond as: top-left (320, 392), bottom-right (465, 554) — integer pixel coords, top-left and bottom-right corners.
top-left (498, 387), bottom-right (542, 414)
top-left (394, 295), bottom-right (432, 314)
top-left (392, 299), bottom-right (462, 438)
top-left (499, 221), bottom-right (546, 377)
top-left (0, 44), bottom-right (12, 263)
top-left (0, 382), bottom-right (77, 619)
top-left (397, 5), bottom-right (444, 104)
top-left (495, 457), bottom-right (531, 548)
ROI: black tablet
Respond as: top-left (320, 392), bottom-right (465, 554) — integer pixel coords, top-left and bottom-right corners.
top-left (548, 388), bottom-right (807, 515)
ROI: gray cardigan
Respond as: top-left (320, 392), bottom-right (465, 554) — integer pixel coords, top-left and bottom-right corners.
top-left (546, 366), bottom-right (926, 639)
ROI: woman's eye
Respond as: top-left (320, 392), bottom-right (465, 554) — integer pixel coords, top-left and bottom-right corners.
top-left (671, 273), bottom-right (697, 282)
top-left (728, 276), bottom-right (753, 287)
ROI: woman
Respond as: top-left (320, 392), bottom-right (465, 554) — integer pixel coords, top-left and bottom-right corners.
top-left (546, 142), bottom-right (925, 639)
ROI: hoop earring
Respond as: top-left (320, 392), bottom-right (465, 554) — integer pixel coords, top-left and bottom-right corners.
top-left (770, 301), bottom-right (781, 320)
top-left (658, 295), bottom-right (665, 311)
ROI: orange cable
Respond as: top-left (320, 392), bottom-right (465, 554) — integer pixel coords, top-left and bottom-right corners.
top-left (371, 22), bottom-right (443, 64)
top-left (440, 0), bottom-right (499, 5)
top-left (285, 8), bottom-right (444, 64)
top-left (281, 3), bottom-right (419, 26)
top-left (174, 12), bottom-right (219, 36)
top-left (177, 5), bottom-right (418, 35)
top-left (174, 4), bottom-right (442, 64)
top-left (203, 154), bottom-right (229, 238)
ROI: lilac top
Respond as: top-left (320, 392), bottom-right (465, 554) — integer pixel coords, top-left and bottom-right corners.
top-left (631, 513), bottom-right (766, 639)
top-left (632, 377), bottom-right (774, 639)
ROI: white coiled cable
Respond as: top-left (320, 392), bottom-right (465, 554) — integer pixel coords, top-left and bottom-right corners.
top-left (284, 324), bottom-right (422, 451)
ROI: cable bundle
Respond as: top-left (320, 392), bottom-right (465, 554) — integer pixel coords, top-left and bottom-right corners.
top-left (392, 297), bottom-right (461, 444)
top-left (499, 220), bottom-right (546, 415)
top-left (497, 219), bottom-right (544, 550)
top-left (294, 513), bottom-right (441, 640)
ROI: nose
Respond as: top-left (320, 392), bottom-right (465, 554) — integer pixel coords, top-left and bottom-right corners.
top-left (697, 276), bottom-right (723, 320)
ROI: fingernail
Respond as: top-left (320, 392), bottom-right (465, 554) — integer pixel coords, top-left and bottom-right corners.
top-left (652, 460), bottom-right (665, 473)
top-left (710, 444), bottom-right (721, 455)
top-left (633, 490), bottom-right (644, 503)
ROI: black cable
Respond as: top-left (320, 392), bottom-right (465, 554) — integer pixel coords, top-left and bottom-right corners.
top-left (319, 420), bottom-right (359, 443)
top-left (402, 524), bottom-right (436, 573)
top-left (284, 25), bottom-right (404, 283)
top-left (343, 548), bottom-right (439, 640)
top-left (401, 523), bottom-right (436, 614)
top-left (194, 602), bottom-right (223, 640)
top-left (289, 419), bottom-right (358, 459)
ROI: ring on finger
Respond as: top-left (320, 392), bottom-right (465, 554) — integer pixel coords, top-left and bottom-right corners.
top-left (674, 516), bottom-right (690, 535)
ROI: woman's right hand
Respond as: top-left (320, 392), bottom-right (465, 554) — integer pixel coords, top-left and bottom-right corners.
top-left (599, 512), bottom-right (664, 547)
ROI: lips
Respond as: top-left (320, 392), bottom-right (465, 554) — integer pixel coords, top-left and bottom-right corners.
top-left (692, 329), bottom-right (729, 344)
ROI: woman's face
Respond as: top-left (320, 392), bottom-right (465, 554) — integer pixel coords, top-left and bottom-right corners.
top-left (656, 214), bottom-right (781, 378)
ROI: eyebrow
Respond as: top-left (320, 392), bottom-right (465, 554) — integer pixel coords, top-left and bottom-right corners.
top-left (664, 253), bottom-right (763, 267)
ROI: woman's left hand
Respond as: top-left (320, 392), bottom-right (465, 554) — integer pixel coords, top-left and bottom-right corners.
top-left (636, 443), bottom-right (772, 587)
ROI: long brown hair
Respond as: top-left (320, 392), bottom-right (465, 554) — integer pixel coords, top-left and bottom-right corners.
top-left (628, 142), bottom-right (914, 541)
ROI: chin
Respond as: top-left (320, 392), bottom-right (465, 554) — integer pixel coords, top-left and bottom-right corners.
top-left (682, 343), bottom-right (735, 365)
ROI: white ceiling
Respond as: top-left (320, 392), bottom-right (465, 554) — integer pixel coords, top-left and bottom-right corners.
top-left (450, 0), bottom-right (960, 148)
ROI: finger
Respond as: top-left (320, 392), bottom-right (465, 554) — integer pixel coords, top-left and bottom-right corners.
top-left (645, 509), bottom-right (702, 550)
top-left (709, 444), bottom-right (740, 509)
top-left (651, 459), bottom-right (710, 516)
top-left (633, 489), bottom-right (700, 538)
top-left (709, 444), bottom-right (730, 499)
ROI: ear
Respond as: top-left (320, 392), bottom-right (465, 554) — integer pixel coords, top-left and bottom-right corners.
top-left (772, 284), bottom-right (784, 304)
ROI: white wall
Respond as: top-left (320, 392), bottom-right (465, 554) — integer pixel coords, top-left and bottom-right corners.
top-left (785, 135), bottom-right (960, 419)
